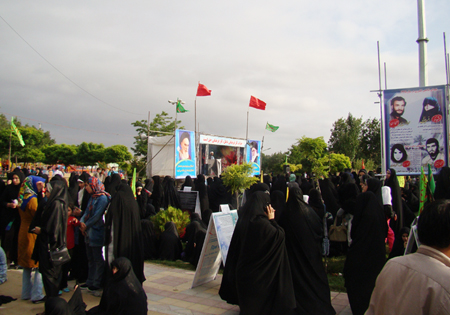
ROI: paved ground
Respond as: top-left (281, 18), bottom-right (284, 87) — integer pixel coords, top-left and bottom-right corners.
top-left (0, 262), bottom-right (352, 314)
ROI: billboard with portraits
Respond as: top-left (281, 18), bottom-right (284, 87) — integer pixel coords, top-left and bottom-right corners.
top-left (384, 85), bottom-right (448, 175)
top-left (246, 140), bottom-right (261, 176)
top-left (175, 129), bottom-right (196, 179)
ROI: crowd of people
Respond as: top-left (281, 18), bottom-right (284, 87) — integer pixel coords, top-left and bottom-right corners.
top-left (1, 165), bottom-right (450, 314)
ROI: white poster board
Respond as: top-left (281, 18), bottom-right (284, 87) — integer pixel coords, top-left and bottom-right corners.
top-left (191, 210), bottom-right (238, 288)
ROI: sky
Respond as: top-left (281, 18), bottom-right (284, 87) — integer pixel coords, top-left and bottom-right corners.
top-left (1, 0), bottom-right (449, 156)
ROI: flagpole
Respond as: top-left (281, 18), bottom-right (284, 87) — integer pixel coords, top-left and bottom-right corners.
top-left (195, 95), bottom-right (198, 175)
top-left (246, 108), bottom-right (249, 141)
top-left (8, 125), bottom-right (12, 171)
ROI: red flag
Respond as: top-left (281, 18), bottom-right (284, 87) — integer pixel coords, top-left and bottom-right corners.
top-left (362, 159), bottom-right (365, 169)
top-left (249, 96), bottom-right (266, 110)
top-left (196, 83), bottom-right (211, 96)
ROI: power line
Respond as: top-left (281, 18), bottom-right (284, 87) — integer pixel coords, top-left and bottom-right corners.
top-left (1, 111), bottom-right (174, 137)
top-left (0, 14), bottom-right (143, 116)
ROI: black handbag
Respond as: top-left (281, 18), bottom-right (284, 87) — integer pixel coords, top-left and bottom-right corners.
top-left (49, 244), bottom-right (71, 266)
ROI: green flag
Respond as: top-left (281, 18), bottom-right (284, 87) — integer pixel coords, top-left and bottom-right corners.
top-left (11, 117), bottom-right (25, 147)
top-left (131, 168), bottom-right (136, 198)
top-left (265, 122), bottom-right (279, 132)
top-left (176, 100), bottom-right (188, 113)
top-left (427, 164), bottom-right (436, 195)
top-left (419, 166), bottom-right (428, 215)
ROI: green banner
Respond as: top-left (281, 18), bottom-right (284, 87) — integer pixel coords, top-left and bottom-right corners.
top-left (265, 122), bottom-right (279, 132)
top-left (11, 117), bottom-right (25, 147)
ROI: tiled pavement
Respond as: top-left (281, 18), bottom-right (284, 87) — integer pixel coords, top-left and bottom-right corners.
top-left (142, 263), bottom-right (352, 315)
top-left (0, 262), bottom-right (352, 314)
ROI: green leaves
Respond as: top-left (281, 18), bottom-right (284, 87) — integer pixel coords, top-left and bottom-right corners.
top-left (131, 111), bottom-right (183, 160)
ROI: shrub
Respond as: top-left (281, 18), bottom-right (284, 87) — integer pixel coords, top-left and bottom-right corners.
top-left (151, 206), bottom-right (190, 237)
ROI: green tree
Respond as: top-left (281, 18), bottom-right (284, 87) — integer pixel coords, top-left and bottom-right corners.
top-left (261, 151), bottom-right (286, 174)
top-left (0, 121), bottom-right (55, 163)
top-left (77, 142), bottom-right (105, 166)
top-left (42, 144), bottom-right (78, 165)
top-left (358, 118), bottom-right (381, 167)
top-left (316, 153), bottom-right (352, 177)
top-left (288, 136), bottom-right (328, 172)
top-left (103, 145), bottom-right (132, 164)
top-left (131, 111), bottom-right (183, 160)
top-left (328, 113), bottom-right (363, 162)
top-left (221, 163), bottom-right (259, 210)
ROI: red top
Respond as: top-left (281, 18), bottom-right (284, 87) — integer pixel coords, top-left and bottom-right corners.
top-left (67, 215), bottom-right (81, 250)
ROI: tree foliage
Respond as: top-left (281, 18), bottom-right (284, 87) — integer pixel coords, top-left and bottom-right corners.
top-left (221, 163), bottom-right (259, 209)
top-left (42, 144), bottom-right (78, 165)
top-left (0, 115), bottom-right (55, 163)
top-left (328, 113), bottom-right (363, 162)
top-left (288, 136), bottom-right (328, 173)
top-left (103, 145), bottom-right (132, 164)
top-left (76, 142), bottom-right (105, 166)
top-left (261, 151), bottom-right (286, 174)
top-left (358, 118), bottom-right (381, 166)
top-left (131, 111), bottom-right (183, 160)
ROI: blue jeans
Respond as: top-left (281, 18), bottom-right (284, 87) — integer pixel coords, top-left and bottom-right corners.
top-left (0, 246), bottom-right (6, 284)
top-left (85, 245), bottom-right (104, 288)
top-left (22, 268), bottom-right (45, 301)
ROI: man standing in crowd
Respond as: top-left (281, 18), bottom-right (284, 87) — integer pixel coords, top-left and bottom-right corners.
top-left (366, 199), bottom-right (450, 314)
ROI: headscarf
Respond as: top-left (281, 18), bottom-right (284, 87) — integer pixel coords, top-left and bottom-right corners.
top-left (18, 176), bottom-right (44, 211)
top-left (88, 177), bottom-right (110, 200)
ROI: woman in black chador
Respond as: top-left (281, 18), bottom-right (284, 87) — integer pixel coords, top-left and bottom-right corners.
top-left (105, 183), bottom-right (145, 283)
top-left (279, 187), bottom-right (335, 315)
top-left (158, 221), bottom-right (182, 261)
top-left (219, 191), bottom-right (295, 315)
top-left (87, 257), bottom-right (147, 315)
top-left (343, 190), bottom-right (387, 315)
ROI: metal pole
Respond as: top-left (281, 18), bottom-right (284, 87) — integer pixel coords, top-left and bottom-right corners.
top-left (146, 111), bottom-right (151, 178)
top-left (246, 109), bottom-right (249, 141)
top-left (417, 0), bottom-right (429, 87)
top-left (384, 62), bottom-right (387, 89)
top-left (377, 41), bottom-right (386, 174)
top-left (8, 128), bottom-right (12, 171)
top-left (444, 33), bottom-right (449, 86)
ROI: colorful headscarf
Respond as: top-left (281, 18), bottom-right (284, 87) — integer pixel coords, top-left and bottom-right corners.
top-left (88, 177), bottom-right (111, 200)
top-left (18, 176), bottom-right (45, 211)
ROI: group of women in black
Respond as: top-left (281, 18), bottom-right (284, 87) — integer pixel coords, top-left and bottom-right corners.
top-left (218, 169), bottom-right (432, 315)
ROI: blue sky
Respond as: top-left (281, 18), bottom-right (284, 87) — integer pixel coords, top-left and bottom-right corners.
top-left (1, 0), bottom-right (449, 155)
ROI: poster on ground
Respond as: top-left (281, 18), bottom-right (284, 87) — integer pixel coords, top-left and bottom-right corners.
top-left (191, 210), bottom-right (238, 288)
top-left (384, 85), bottom-right (448, 175)
top-left (246, 140), bottom-right (261, 176)
top-left (175, 129), bottom-right (196, 179)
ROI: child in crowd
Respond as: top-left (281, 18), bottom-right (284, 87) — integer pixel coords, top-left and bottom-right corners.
top-left (60, 203), bottom-right (80, 293)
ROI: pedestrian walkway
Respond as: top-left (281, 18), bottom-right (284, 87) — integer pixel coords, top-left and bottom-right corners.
top-left (0, 262), bottom-right (352, 314)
